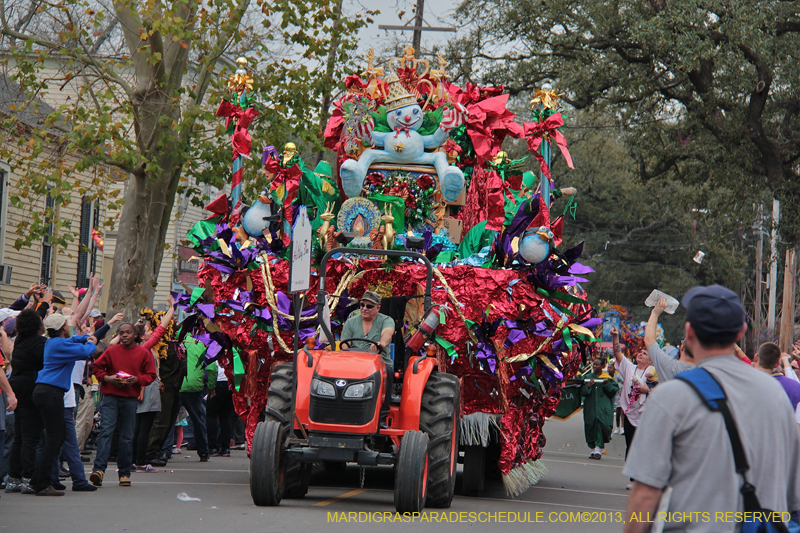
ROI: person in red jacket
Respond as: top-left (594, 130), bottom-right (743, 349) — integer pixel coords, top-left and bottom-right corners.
top-left (89, 323), bottom-right (157, 488)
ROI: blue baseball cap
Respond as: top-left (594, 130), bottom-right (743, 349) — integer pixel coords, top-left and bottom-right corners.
top-left (682, 285), bottom-right (745, 344)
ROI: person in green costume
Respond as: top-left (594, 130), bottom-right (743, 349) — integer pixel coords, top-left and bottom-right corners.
top-left (581, 357), bottom-right (619, 460)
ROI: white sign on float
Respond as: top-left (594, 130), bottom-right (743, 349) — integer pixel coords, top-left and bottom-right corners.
top-left (289, 206), bottom-right (312, 293)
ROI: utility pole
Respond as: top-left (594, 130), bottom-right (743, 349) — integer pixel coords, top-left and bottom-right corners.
top-left (780, 248), bottom-right (796, 352)
top-left (379, 0), bottom-right (456, 58)
top-left (754, 204), bottom-right (764, 350)
top-left (768, 198), bottom-right (780, 333)
top-left (412, 0), bottom-right (424, 54)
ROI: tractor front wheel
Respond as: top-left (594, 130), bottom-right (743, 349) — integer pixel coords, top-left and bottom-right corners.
top-left (250, 420), bottom-right (285, 506)
top-left (264, 363), bottom-right (310, 499)
top-left (420, 372), bottom-right (459, 508)
top-left (394, 430), bottom-right (429, 514)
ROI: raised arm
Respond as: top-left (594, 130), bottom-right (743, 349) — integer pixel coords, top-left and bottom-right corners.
top-left (644, 298), bottom-right (666, 349)
top-left (611, 325), bottom-right (623, 366)
top-left (77, 276), bottom-right (104, 325)
top-left (141, 296), bottom-right (174, 351)
top-left (67, 279), bottom-right (92, 329)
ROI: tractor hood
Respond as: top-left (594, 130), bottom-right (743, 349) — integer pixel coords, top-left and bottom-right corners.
top-left (315, 351), bottom-right (385, 380)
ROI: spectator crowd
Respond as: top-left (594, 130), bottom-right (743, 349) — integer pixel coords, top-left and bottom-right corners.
top-left (0, 277), bottom-right (243, 497)
top-left (579, 287), bottom-right (800, 532)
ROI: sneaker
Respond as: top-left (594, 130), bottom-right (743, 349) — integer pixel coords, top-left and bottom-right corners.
top-left (136, 465), bottom-right (157, 473)
top-left (619, 428), bottom-right (625, 435)
top-left (52, 482), bottom-right (67, 490)
top-left (232, 443), bottom-right (245, 450)
top-left (613, 428), bottom-right (619, 434)
top-left (81, 456), bottom-right (90, 463)
top-left (80, 450), bottom-right (92, 456)
top-left (149, 459), bottom-right (167, 467)
top-left (220, 450), bottom-right (231, 457)
top-left (36, 485), bottom-right (65, 496)
top-left (119, 476), bottom-right (131, 487)
top-left (72, 483), bottom-right (98, 492)
top-left (199, 454), bottom-right (209, 462)
top-left (89, 471), bottom-right (104, 487)
top-left (172, 446), bottom-right (180, 454)
top-left (4, 477), bottom-right (21, 493)
top-left (21, 479), bottom-right (36, 494)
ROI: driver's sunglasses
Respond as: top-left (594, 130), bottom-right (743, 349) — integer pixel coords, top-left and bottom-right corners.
top-left (360, 302), bottom-right (376, 309)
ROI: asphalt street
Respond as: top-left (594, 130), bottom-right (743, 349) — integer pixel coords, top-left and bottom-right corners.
top-left (0, 413), bottom-right (629, 533)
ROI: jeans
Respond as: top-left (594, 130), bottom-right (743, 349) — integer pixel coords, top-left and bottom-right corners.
top-left (0, 412), bottom-right (13, 480)
top-left (31, 384), bottom-right (67, 492)
top-left (93, 395), bottom-right (137, 478)
top-left (8, 390), bottom-right (43, 480)
top-left (51, 407), bottom-right (89, 487)
top-left (180, 392), bottom-right (208, 456)
top-left (207, 382), bottom-right (234, 452)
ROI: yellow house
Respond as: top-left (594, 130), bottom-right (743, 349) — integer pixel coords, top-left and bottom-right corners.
top-left (0, 70), bottom-right (212, 312)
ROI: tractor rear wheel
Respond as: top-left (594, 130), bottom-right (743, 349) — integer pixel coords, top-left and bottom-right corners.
top-left (250, 420), bottom-right (284, 506)
top-left (263, 363), bottom-right (310, 499)
top-left (419, 371), bottom-right (459, 508)
top-left (394, 430), bottom-right (429, 513)
top-left (462, 445), bottom-right (486, 496)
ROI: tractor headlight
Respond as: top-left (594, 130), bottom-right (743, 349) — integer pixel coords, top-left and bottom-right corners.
top-left (343, 382), bottom-right (373, 399)
top-left (311, 378), bottom-right (336, 397)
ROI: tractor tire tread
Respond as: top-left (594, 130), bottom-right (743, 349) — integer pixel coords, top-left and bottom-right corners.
top-left (263, 363), bottom-right (309, 499)
top-left (418, 371), bottom-right (459, 508)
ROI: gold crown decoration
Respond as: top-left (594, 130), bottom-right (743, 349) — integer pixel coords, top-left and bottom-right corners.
top-left (384, 73), bottom-right (418, 112)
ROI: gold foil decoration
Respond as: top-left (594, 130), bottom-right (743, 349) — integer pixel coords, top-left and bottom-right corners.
top-left (227, 57), bottom-right (254, 93)
top-left (362, 48), bottom-right (386, 99)
top-left (530, 85), bottom-right (563, 110)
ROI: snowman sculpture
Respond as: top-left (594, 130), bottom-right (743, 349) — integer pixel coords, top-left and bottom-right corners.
top-left (339, 74), bottom-right (466, 202)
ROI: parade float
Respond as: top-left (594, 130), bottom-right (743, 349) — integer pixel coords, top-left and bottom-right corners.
top-left (176, 47), bottom-right (600, 501)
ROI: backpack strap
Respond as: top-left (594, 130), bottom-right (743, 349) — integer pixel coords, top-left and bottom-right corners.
top-left (676, 368), bottom-right (762, 514)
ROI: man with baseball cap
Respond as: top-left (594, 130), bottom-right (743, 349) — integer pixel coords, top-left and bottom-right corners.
top-left (340, 291), bottom-right (396, 419)
top-left (623, 285), bottom-right (800, 532)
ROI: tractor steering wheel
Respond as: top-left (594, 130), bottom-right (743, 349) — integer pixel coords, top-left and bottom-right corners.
top-left (339, 337), bottom-right (381, 352)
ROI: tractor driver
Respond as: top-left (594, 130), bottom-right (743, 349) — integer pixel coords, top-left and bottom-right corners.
top-left (340, 291), bottom-right (394, 363)
top-left (340, 291), bottom-right (395, 420)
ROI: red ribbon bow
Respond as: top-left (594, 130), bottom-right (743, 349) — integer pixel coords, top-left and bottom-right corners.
top-left (394, 125), bottom-right (411, 138)
top-left (216, 100), bottom-right (259, 158)
top-left (524, 113), bottom-right (574, 179)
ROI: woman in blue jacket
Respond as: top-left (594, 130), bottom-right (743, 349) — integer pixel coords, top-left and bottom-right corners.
top-left (30, 313), bottom-right (96, 496)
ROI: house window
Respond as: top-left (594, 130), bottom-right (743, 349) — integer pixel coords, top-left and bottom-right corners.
top-left (40, 194), bottom-right (54, 284)
top-left (77, 196), bottom-right (99, 288)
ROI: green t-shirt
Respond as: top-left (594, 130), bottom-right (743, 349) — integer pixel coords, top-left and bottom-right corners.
top-left (340, 312), bottom-right (395, 365)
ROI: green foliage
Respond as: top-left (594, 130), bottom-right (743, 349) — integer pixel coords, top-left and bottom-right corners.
top-left (448, 0), bottom-right (800, 243)
top-left (0, 0), bottom-right (369, 253)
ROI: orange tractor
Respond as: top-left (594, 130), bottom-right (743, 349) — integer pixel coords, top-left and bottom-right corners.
top-left (249, 248), bottom-right (460, 513)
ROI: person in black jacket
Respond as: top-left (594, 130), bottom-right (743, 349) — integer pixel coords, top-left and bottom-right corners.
top-left (4, 310), bottom-right (46, 493)
top-left (146, 341), bottom-right (186, 467)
